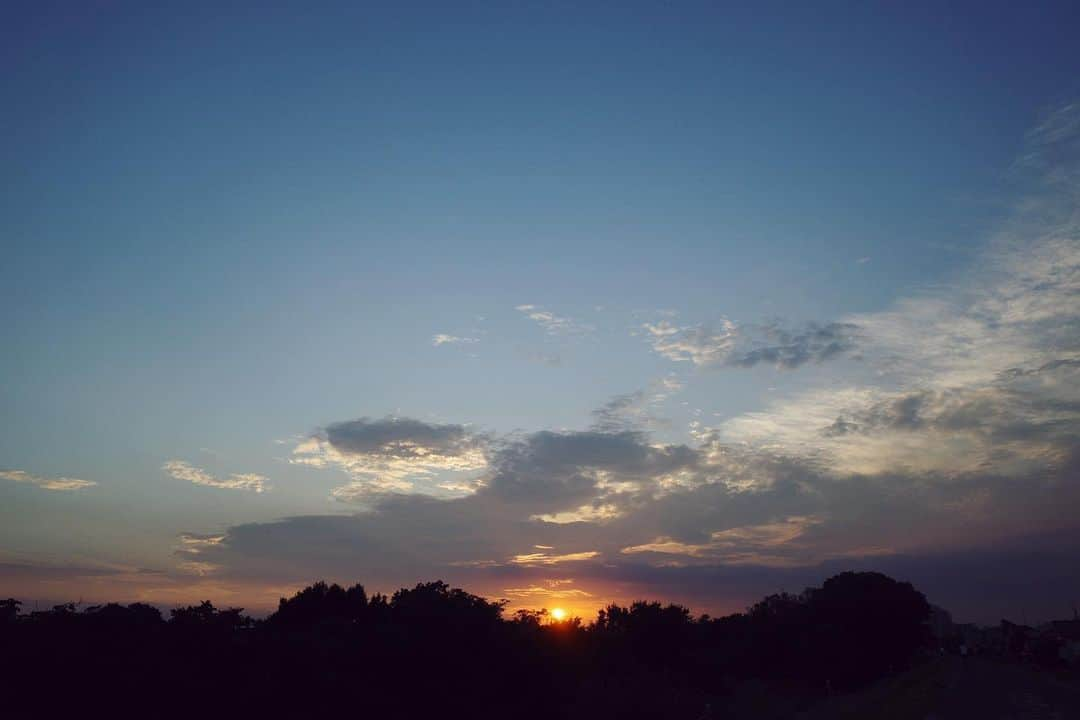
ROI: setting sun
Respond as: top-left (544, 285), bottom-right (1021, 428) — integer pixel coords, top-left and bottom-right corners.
top-left (550, 608), bottom-right (567, 621)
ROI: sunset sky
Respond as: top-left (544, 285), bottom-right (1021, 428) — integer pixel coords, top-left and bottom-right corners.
top-left (3, 1), bottom-right (1080, 623)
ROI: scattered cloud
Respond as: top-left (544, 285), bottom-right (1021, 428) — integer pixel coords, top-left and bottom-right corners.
top-left (162, 461), bottom-right (268, 493)
top-left (515, 304), bottom-right (593, 335)
top-left (172, 105), bottom-right (1080, 623)
top-left (14, 105), bottom-right (1076, 625)
top-left (642, 319), bottom-right (738, 366)
top-left (0, 469), bottom-right (97, 491)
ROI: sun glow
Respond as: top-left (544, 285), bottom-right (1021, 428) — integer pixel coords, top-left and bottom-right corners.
top-left (550, 607), bottom-right (567, 621)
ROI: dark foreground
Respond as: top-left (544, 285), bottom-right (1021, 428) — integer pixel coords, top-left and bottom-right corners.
top-left (787, 656), bottom-right (1080, 720)
top-left (926, 656), bottom-right (1080, 720)
top-left (2, 572), bottom-right (1076, 718)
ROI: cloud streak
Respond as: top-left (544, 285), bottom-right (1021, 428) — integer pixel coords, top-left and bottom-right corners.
top-left (431, 334), bottom-right (479, 346)
top-left (0, 469), bottom-right (97, 491)
top-left (162, 461), bottom-right (269, 493)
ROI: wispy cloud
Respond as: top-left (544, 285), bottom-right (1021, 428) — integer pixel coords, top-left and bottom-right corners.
top-left (502, 583), bottom-right (594, 599)
top-left (0, 469), bottom-right (97, 491)
top-left (172, 533), bottom-right (225, 576)
top-left (591, 376), bottom-right (684, 432)
top-left (515, 304), bottom-right (593, 335)
top-left (431, 334), bottom-right (479, 346)
top-left (621, 516), bottom-right (822, 566)
top-left (510, 550), bottom-right (600, 566)
top-left (642, 319), bottom-right (738, 366)
top-left (162, 460), bottom-right (269, 493)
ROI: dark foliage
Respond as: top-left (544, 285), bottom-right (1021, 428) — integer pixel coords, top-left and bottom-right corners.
top-left (0, 571), bottom-right (931, 718)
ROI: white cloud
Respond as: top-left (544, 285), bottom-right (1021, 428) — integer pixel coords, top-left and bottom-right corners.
top-left (163, 460), bottom-right (269, 493)
top-left (642, 319), bottom-right (738, 366)
top-left (431, 334), bottom-right (479, 346)
top-left (0, 469), bottom-right (97, 491)
top-left (515, 304), bottom-right (593, 335)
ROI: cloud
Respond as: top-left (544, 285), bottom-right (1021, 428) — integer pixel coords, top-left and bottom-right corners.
top-left (501, 584), bottom-right (594, 600)
top-left (515, 304), bottom-right (593, 335)
top-left (726, 322), bottom-right (861, 369)
top-left (162, 460), bottom-right (269, 493)
top-left (642, 319), bottom-right (860, 370)
top-left (178, 533), bottom-right (226, 548)
top-left (510, 550), bottom-right (600, 566)
top-left (431, 334), bottom-right (478, 346)
top-left (0, 469), bottom-right (97, 491)
top-left (719, 251), bottom-right (1079, 478)
top-left (294, 411), bottom-right (699, 510)
top-left (621, 516), bottom-right (822, 566)
top-left (480, 429), bottom-right (697, 515)
top-left (591, 391), bottom-right (650, 432)
top-left (183, 438), bottom-right (1080, 620)
top-left (291, 417), bottom-right (488, 500)
top-left (714, 101), bottom-right (1080, 484)
top-left (172, 533), bottom-right (226, 576)
top-left (642, 319), bottom-right (738, 366)
top-left (591, 376), bottom-right (684, 432)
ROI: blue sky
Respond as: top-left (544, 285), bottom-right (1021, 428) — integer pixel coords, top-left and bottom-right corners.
top-left (3, 1), bottom-right (1080, 622)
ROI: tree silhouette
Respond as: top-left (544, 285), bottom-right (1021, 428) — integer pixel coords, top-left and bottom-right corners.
top-left (0, 598), bottom-right (20, 624)
top-left (0, 571), bottom-right (940, 718)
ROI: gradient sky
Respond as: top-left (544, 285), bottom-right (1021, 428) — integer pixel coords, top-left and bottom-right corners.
top-left (3, 1), bottom-right (1080, 623)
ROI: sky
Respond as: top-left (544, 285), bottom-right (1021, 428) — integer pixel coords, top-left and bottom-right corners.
top-left (2, 1), bottom-right (1080, 624)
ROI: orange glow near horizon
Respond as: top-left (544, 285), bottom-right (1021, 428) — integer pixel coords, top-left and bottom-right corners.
top-left (550, 607), bottom-right (567, 621)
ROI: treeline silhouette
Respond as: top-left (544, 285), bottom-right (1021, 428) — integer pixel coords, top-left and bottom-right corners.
top-left (1, 571), bottom-right (931, 718)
